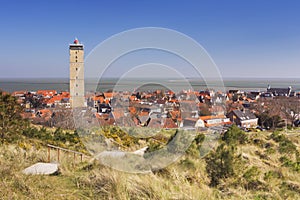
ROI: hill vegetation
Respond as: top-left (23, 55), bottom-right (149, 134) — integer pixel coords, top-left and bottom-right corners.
top-left (1, 91), bottom-right (300, 199)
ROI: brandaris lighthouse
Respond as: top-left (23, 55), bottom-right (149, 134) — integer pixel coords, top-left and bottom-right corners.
top-left (69, 38), bottom-right (85, 108)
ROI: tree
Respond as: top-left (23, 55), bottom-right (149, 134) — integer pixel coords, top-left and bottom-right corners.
top-left (199, 103), bottom-right (211, 116)
top-left (48, 106), bottom-right (75, 129)
top-left (222, 125), bottom-right (247, 145)
top-left (259, 97), bottom-right (300, 128)
top-left (205, 143), bottom-right (236, 186)
top-left (0, 91), bottom-right (28, 141)
top-left (256, 112), bottom-right (284, 129)
top-left (277, 98), bottom-right (300, 127)
top-left (206, 125), bottom-right (246, 187)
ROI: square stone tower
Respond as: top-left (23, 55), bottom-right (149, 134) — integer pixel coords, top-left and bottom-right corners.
top-left (69, 38), bottom-right (85, 108)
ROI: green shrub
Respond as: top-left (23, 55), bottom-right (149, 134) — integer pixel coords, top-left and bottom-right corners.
top-left (180, 158), bottom-right (196, 170)
top-left (279, 156), bottom-right (300, 172)
top-left (241, 166), bottom-right (264, 190)
top-left (0, 92), bottom-right (29, 142)
top-left (205, 143), bottom-right (236, 186)
top-left (145, 140), bottom-right (162, 154)
top-left (279, 139), bottom-right (297, 154)
top-left (265, 147), bottom-right (276, 155)
top-left (243, 166), bottom-right (260, 181)
top-left (270, 131), bottom-right (285, 143)
top-left (186, 133), bottom-right (205, 157)
top-left (222, 125), bottom-right (248, 145)
top-left (287, 124), bottom-right (293, 130)
top-left (270, 131), bottom-right (298, 155)
top-left (264, 170), bottom-right (283, 181)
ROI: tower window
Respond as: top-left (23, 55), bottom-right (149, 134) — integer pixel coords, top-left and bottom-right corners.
top-left (76, 76), bottom-right (78, 79)
top-left (76, 68), bottom-right (78, 71)
top-left (76, 84), bottom-right (78, 87)
top-left (76, 93), bottom-right (78, 96)
top-left (76, 60), bottom-right (77, 62)
top-left (76, 51), bottom-right (77, 54)
top-left (75, 56), bottom-right (78, 59)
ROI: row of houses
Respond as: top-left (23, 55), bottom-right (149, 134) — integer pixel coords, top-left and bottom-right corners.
top-left (228, 86), bottom-right (300, 100)
top-left (12, 90), bottom-right (71, 110)
top-left (83, 88), bottom-right (259, 130)
top-left (17, 85), bottom-right (298, 130)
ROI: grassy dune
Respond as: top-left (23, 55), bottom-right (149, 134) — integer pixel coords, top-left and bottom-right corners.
top-left (1, 129), bottom-right (300, 199)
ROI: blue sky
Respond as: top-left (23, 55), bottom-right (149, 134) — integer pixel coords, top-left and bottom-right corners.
top-left (0, 0), bottom-right (300, 78)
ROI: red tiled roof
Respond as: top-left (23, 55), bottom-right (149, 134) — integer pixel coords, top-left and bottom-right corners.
top-left (169, 99), bottom-right (178, 103)
top-left (139, 110), bottom-right (149, 116)
top-left (128, 107), bottom-right (138, 116)
top-left (169, 110), bottom-right (180, 120)
top-left (112, 109), bottom-right (125, 120)
top-left (12, 90), bottom-right (27, 96)
top-left (37, 90), bottom-right (57, 97)
top-left (104, 92), bottom-right (114, 99)
top-left (167, 90), bottom-right (175, 95)
top-left (60, 91), bottom-right (70, 97)
top-left (92, 96), bottom-right (105, 103)
top-left (144, 94), bottom-right (153, 99)
top-left (163, 118), bottom-right (178, 129)
top-left (199, 115), bottom-right (226, 121)
top-left (129, 95), bottom-right (136, 101)
top-left (37, 109), bottom-right (52, 120)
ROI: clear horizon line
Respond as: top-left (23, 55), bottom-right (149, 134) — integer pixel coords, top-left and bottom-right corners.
top-left (1, 76), bottom-right (300, 80)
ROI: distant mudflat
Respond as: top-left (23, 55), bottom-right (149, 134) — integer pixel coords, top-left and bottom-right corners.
top-left (1, 77), bottom-right (300, 93)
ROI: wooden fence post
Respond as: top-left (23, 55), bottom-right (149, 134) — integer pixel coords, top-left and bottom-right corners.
top-left (48, 146), bottom-right (50, 163)
top-left (46, 144), bottom-right (87, 164)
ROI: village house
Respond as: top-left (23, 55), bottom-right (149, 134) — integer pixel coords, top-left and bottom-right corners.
top-left (12, 90), bottom-right (27, 98)
top-left (36, 109), bottom-right (52, 120)
top-left (179, 118), bottom-right (204, 129)
top-left (261, 92), bottom-right (273, 98)
top-left (227, 89), bottom-right (245, 102)
top-left (86, 92), bottom-right (113, 113)
top-left (227, 109), bottom-right (258, 128)
top-left (246, 91), bottom-right (261, 101)
top-left (44, 92), bottom-right (70, 108)
top-left (267, 85), bottom-right (292, 97)
top-left (199, 115), bottom-right (231, 127)
top-left (37, 90), bottom-right (57, 98)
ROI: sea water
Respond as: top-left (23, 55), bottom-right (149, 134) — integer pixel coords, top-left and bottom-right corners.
top-left (1, 77), bottom-right (300, 93)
